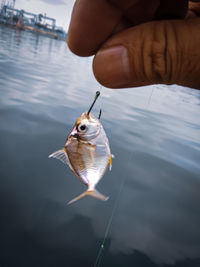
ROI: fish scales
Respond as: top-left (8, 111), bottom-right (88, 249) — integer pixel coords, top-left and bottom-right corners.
top-left (49, 112), bottom-right (113, 204)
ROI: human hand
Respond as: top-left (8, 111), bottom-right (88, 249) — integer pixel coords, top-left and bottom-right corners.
top-left (68, 0), bottom-right (200, 89)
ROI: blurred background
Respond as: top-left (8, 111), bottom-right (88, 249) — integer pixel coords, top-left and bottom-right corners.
top-left (0, 1), bottom-right (200, 267)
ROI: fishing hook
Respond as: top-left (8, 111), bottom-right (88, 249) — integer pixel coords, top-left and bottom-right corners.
top-left (87, 91), bottom-right (100, 115)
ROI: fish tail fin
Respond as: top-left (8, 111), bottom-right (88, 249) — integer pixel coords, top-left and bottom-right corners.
top-left (67, 189), bottom-right (109, 205)
top-left (88, 189), bottom-right (109, 202)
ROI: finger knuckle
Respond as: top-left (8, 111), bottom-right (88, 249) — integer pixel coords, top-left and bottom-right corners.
top-left (143, 21), bottom-right (175, 84)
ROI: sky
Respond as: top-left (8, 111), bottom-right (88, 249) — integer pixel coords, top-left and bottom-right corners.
top-left (12, 0), bottom-right (75, 30)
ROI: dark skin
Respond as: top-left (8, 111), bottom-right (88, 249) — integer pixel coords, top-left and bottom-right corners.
top-left (68, 0), bottom-right (200, 89)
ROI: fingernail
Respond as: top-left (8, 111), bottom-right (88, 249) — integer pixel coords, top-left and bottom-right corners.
top-left (94, 46), bottom-right (132, 88)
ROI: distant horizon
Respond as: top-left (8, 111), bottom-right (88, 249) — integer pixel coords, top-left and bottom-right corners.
top-left (1, 0), bottom-right (75, 31)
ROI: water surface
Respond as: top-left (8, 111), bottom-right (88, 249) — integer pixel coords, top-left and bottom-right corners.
top-left (0, 26), bottom-right (200, 267)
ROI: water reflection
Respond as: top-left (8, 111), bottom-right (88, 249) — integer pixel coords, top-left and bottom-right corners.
top-left (0, 25), bottom-right (200, 267)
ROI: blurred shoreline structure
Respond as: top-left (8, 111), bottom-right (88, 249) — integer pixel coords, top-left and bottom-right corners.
top-left (0, 0), bottom-right (67, 41)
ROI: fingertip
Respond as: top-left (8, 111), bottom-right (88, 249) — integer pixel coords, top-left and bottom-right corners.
top-left (67, 0), bottom-right (121, 57)
top-left (67, 34), bottom-right (95, 57)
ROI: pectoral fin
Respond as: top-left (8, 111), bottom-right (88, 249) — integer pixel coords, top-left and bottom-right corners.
top-left (48, 148), bottom-right (73, 171)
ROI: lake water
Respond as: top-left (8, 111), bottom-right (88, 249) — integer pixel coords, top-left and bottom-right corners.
top-left (0, 25), bottom-right (200, 267)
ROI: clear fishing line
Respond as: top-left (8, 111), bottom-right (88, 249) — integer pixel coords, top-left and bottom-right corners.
top-left (147, 86), bottom-right (154, 109)
top-left (94, 153), bottom-right (134, 267)
top-left (93, 86), bottom-right (155, 267)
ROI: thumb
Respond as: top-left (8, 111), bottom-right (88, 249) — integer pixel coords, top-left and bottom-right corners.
top-left (93, 18), bottom-right (200, 89)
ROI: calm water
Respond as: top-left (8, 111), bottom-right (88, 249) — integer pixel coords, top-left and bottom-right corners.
top-left (0, 26), bottom-right (200, 267)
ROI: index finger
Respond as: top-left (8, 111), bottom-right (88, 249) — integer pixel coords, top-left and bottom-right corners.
top-left (67, 0), bottom-right (122, 56)
top-left (67, 0), bottom-right (188, 57)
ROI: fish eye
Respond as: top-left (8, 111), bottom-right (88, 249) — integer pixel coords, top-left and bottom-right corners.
top-left (78, 124), bottom-right (87, 132)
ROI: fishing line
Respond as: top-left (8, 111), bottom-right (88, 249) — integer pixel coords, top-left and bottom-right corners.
top-left (94, 86), bottom-right (154, 267)
top-left (146, 86), bottom-right (154, 109)
top-left (94, 152), bottom-right (134, 267)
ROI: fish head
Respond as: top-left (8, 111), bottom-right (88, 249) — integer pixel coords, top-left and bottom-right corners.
top-left (70, 112), bottom-right (101, 141)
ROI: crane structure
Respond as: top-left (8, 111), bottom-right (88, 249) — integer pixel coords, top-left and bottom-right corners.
top-left (0, 1), bottom-right (67, 40)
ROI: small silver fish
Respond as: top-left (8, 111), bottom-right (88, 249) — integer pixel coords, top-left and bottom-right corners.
top-left (49, 112), bottom-right (113, 204)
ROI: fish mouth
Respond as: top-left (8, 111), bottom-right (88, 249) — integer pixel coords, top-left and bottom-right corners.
top-left (70, 123), bottom-right (101, 141)
top-left (71, 129), bottom-right (100, 142)
top-left (70, 128), bottom-right (78, 138)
